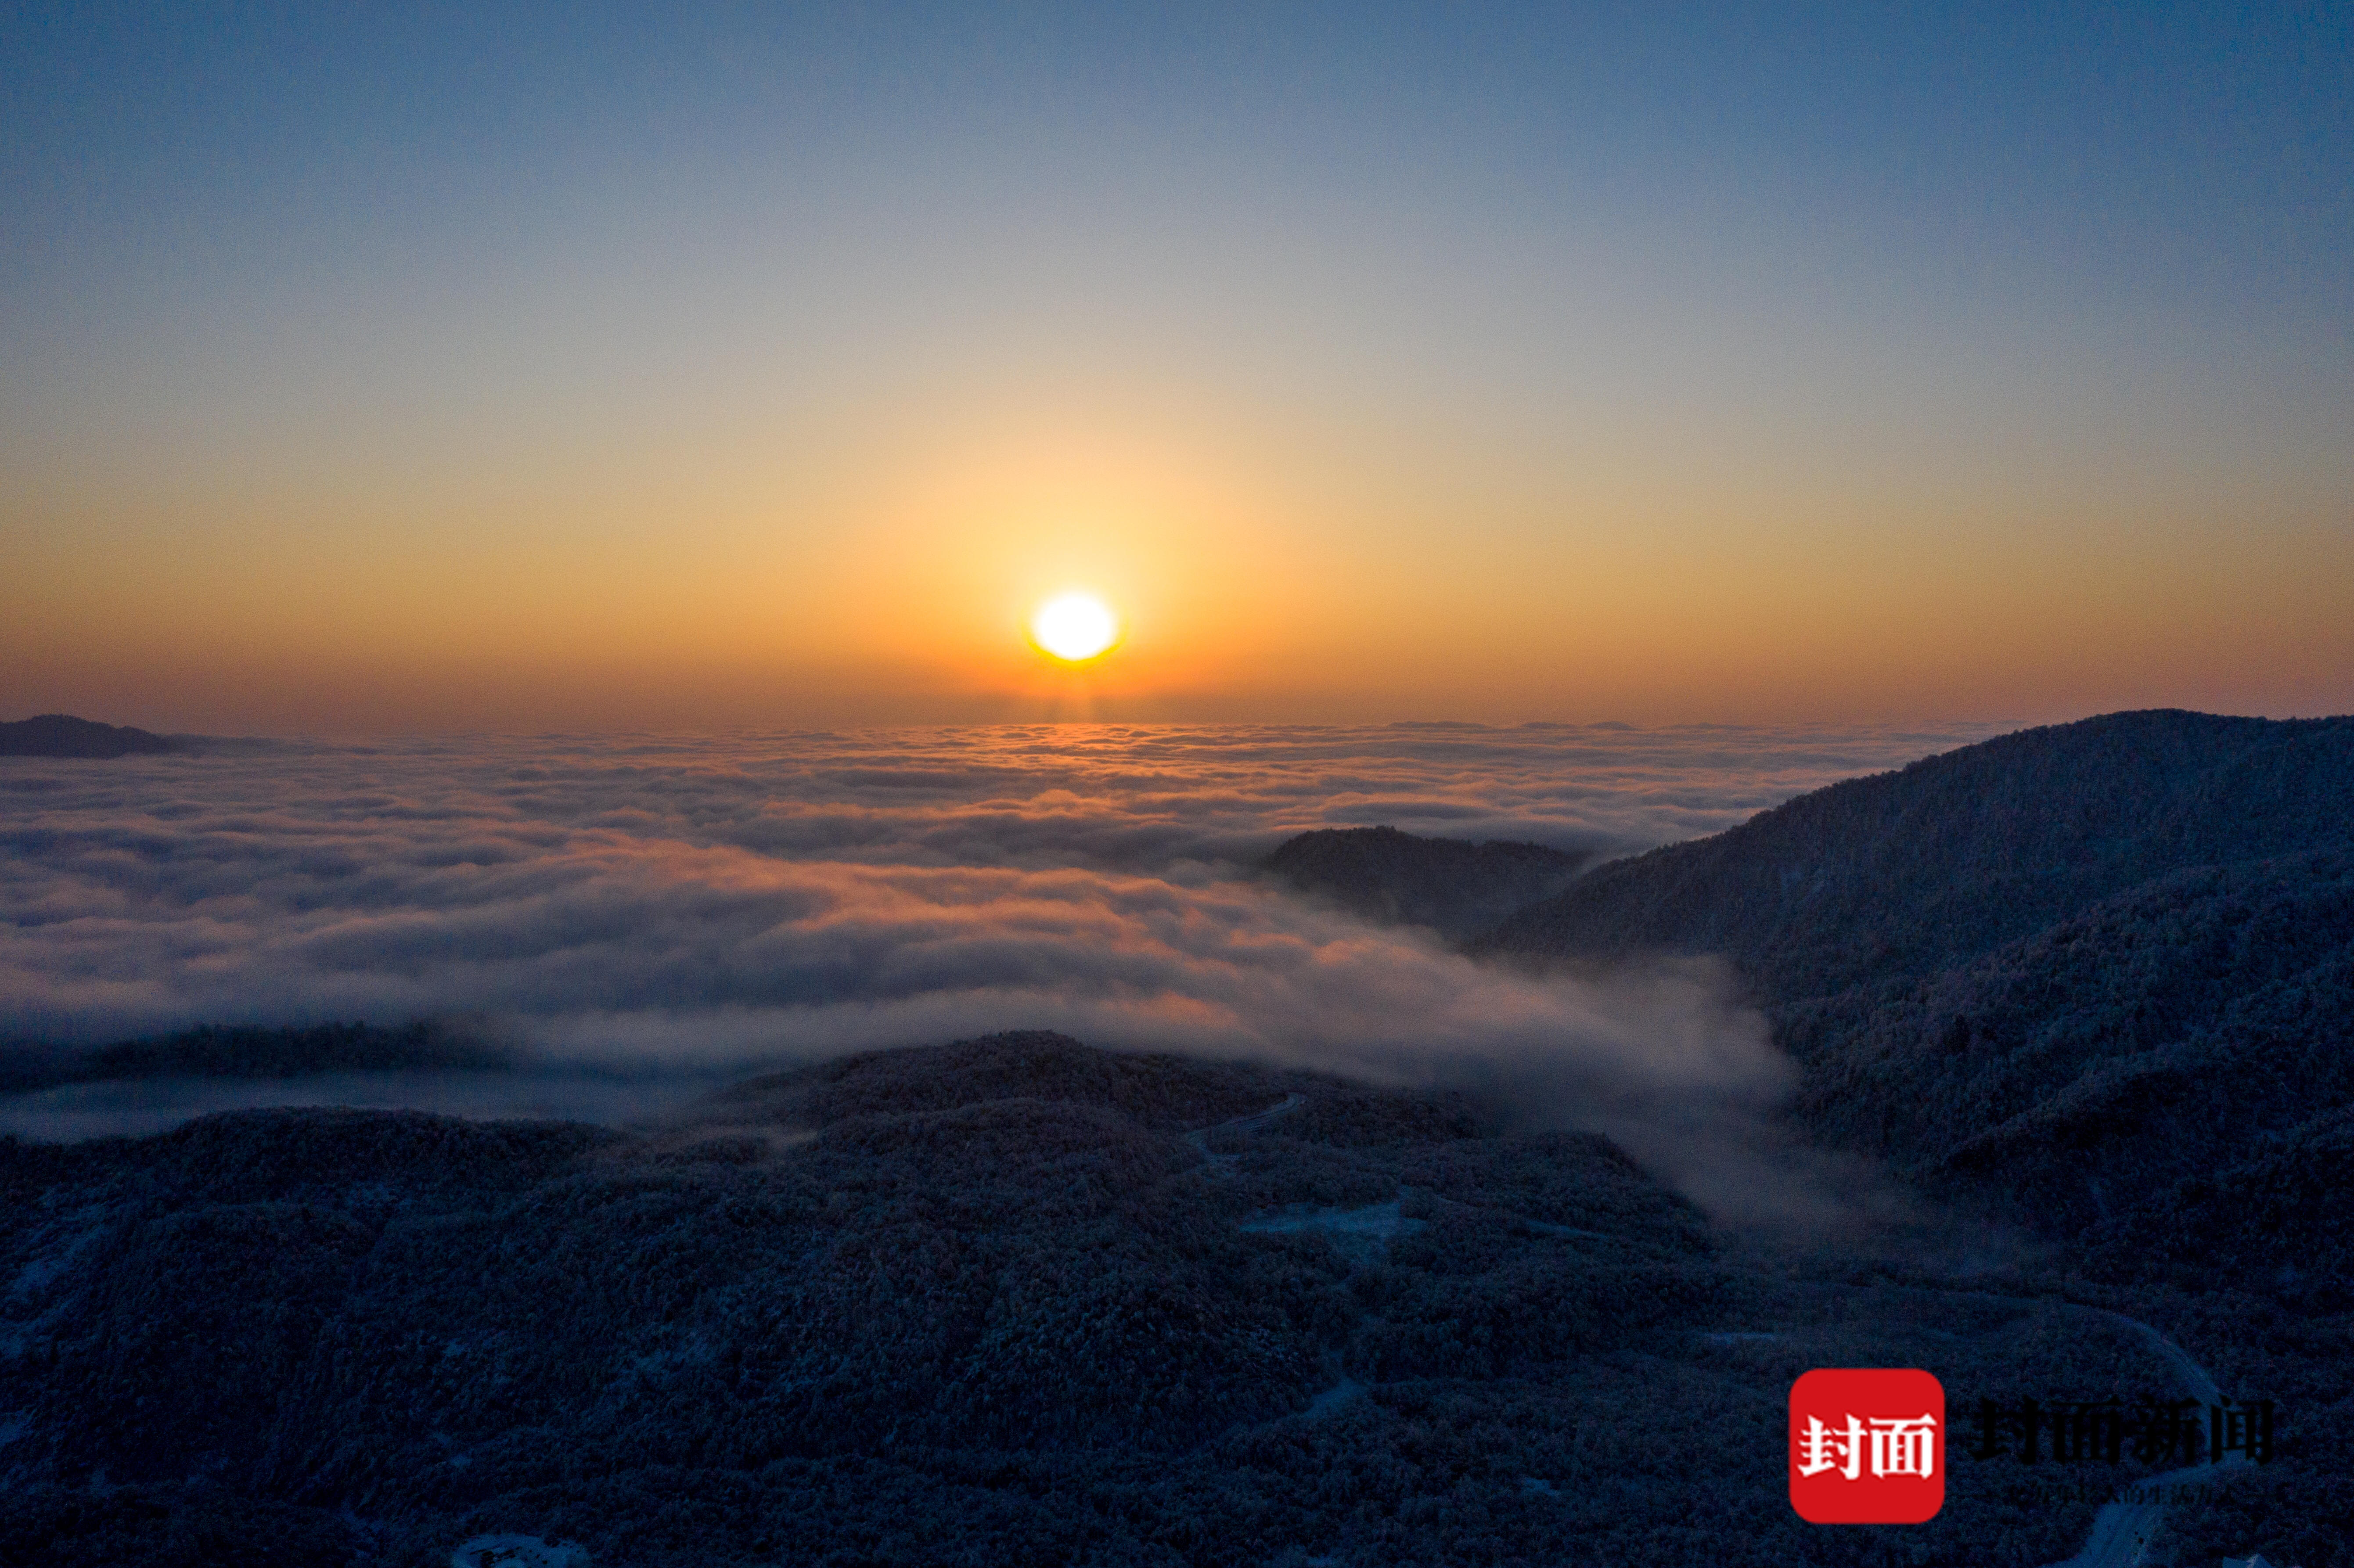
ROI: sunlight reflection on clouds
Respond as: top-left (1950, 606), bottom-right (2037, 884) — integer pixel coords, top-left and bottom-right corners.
top-left (2, 720), bottom-right (1995, 1053)
top-left (0, 721), bottom-right (2001, 1217)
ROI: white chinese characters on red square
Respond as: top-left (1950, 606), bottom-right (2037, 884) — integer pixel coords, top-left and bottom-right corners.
top-left (1789, 1368), bottom-right (1946, 1524)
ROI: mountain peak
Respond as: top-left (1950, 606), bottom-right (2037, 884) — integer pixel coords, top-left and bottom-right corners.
top-left (0, 713), bottom-right (186, 758)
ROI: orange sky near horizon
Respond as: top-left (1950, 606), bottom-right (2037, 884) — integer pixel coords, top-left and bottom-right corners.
top-left (8, 369), bottom-right (2349, 734)
top-left (6, 9), bottom-right (2350, 735)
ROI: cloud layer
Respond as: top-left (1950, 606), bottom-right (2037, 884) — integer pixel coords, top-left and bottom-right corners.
top-left (1, 721), bottom-right (1994, 1217)
top-left (3, 719), bottom-right (1990, 1044)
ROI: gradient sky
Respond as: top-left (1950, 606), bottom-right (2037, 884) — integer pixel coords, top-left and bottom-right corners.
top-left (4, 3), bottom-right (2348, 731)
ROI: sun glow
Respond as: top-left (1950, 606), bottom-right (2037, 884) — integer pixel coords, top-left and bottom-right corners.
top-left (1029, 592), bottom-right (1120, 663)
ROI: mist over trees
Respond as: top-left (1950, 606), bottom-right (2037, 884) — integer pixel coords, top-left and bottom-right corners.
top-left (4, 709), bottom-right (2350, 1563)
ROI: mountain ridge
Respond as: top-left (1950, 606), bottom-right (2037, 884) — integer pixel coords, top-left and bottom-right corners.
top-left (1260, 825), bottom-right (1597, 940)
top-left (1476, 708), bottom-right (2354, 1001)
top-left (0, 713), bottom-right (191, 758)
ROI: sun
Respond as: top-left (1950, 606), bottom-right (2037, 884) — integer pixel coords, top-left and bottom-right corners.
top-left (1029, 592), bottom-right (1121, 663)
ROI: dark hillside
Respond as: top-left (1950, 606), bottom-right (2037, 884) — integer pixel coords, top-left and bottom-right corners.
top-left (1782, 850), bottom-right (2354, 1236)
top-left (1477, 712), bottom-right (2354, 1260)
top-left (1479, 710), bottom-right (2354, 1000)
top-left (0, 1031), bottom-right (2242, 1567)
top-left (1465, 711), bottom-right (2354, 1562)
top-left (713, 1031), bottom-right (1312, 1133)
top-left (0, 1021), bottom-right (514, 1094)
top-left (1262, 825), bottom-right (1595, 939)
top-left (0, 713), bottom-right (184, 757)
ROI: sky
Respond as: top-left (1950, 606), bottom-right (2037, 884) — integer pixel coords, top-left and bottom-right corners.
top-left (4, 3), bottom-right (2348, 731)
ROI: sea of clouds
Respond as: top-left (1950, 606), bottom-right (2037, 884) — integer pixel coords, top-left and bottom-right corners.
top-left (1, 719), bottom-right (1997, 1210)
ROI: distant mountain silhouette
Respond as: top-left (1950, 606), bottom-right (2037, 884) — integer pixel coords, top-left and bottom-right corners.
top-left (1262, 825), bottom-right (1597, 939)
top-left (0, 713), bottom-right (186, 758)
top-left (0, 1021), bottom-right (514, 1095)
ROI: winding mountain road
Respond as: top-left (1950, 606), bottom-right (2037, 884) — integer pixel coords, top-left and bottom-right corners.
top-left (1878, 1287), bottom-right (2245, 1567)
top-left (1800, 1283), bottom-right (2242, 1568)
top-left (1182, 1093), bottom-right (1304, 1170)
top-left (2032, 1303), bottom-right (2244, 1568)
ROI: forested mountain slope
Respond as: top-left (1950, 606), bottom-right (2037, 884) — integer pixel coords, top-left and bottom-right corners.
top-left (1478, 710), bottom-right (2354, 1002)
top-left (1473, 712), bottom-right (2354, 1238)
top-left (1446, 713), bottom-right (2354, 1561)
top-left (2, 1032), bottom-right (2187, 1568)
top-left (1784, 850), bottom-right (2354, 1236)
